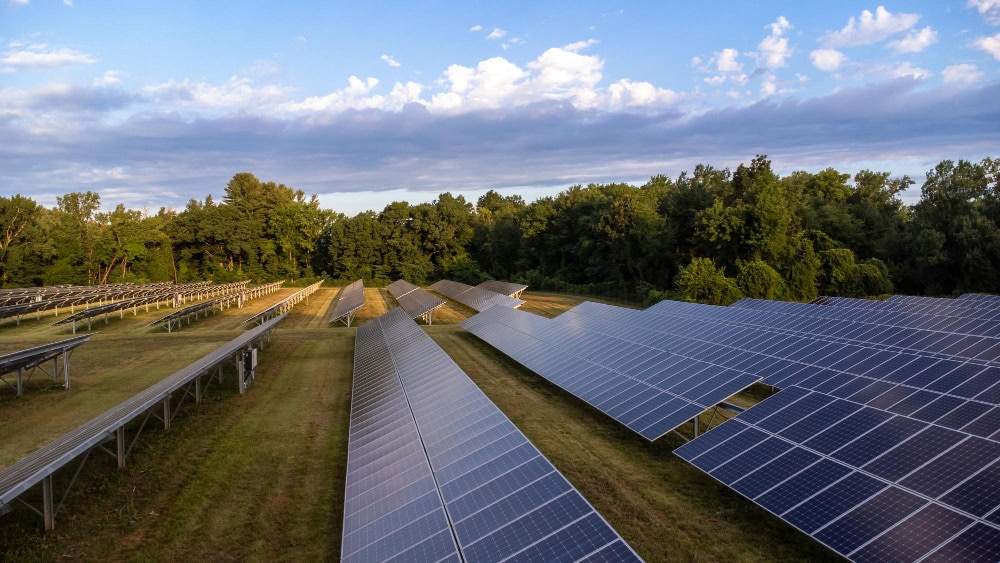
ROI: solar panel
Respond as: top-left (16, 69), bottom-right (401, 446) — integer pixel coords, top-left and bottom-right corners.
top-left (429, 279), bottom-right (525, 312)
top-left (387, 279), bottom-right (445, 323)
top-left (475, 280), bottom-right (528, 298)
top-left (461, 306), bottom-right (760, 440)
top-left (330, 280), bottom-right (364, 326)
top-left (675, 385), bottom-right (1000, 562)
top-left (346, 308), bottom-right (641, 562)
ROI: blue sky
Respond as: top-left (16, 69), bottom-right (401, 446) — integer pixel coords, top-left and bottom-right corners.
top-left (2, 1), bottom-right (999, 215)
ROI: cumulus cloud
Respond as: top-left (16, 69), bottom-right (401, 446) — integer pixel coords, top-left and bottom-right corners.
top-left (283, 77), bottom-right (423, 114)
top-left (887, 62), bottom-right (931, 80)
top-left (487, 28), bottom-right (507, 40)
top-left (757, 16), bottom-right (793, 69)
top-left (1, 44), bottom-right (97, 71)
top-left (888, 26), bottom-right (938, 53)
top-left (969, 0), bottom-right (1000, 25)
top-left (380, 54), bottom-right (400, 67)
top-left (810, 49), bottom-right (846, 71)
top-left (716, 48), bottom-right (742, 72)
top-left (821, 6), bottom-right (920, 47)
top-left (942, 64), bottom-right (984, 85)
top-left (469, 24), bottom-right (483, 32)
top-left (972, 33), bottom-right (1000, 59)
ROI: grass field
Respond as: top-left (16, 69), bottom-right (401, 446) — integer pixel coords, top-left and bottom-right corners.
top-left (0, 288), bottom-right (838, 561)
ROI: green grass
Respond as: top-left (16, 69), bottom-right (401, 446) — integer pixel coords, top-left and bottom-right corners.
top-left (0, 291), bottom-right (837, 562)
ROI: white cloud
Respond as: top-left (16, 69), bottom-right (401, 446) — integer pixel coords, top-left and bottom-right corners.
top-left (143, 76), bottom-right (290, 111)
top-left (821, 6), bottom-right (920, 47)
top-left (381, 54), bottom-right (400, 67)
top-left (716, 48), bottom-right (742, 72)
top-left (969, 0), bottom-right (1000, 25)
top-left (1, 44), bottom-right (97, 71)
top-left (93, 70), bottom-right (121, 86)
top-left (810, 49), bottom-right (846, 71)
top-left (296, 35), bottom-right (307, 43)
top-left (888, 61), bottom-right (931, 80)
top-left (942, 63), bottom-right (984, 85)
top-left (563, 39), bottom-right (598, 52)
top-left (9, 0), bottom-right (29, 5)
top-left (758, 16), bottom-right (793, 69)
top-left (63, 0), bottom-right (72, 6)
top-left (972, 32), bottom-right (1000, 59)
top-left (888, 26), bottom-right (938, 53)
top-left (691, 56), bottom-right (703, 65)
top-left (77, 167), bottom-right (128, 184)
top-left (760, 74), bottom-right (777, 97)
top-left (731, 73), bottom-right (748, 87)
top-left (469, 24), bottom-right (483, 32)
top-left (487, 28), bottom-right (507, 40)
top-left (704, 75), bottom-right (725, 85)
top-left (607, 79), bottom-right (682, 109)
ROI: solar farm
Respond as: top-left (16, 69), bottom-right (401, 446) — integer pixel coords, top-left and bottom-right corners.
top-left (2, 280), bottom-right (1000, 561)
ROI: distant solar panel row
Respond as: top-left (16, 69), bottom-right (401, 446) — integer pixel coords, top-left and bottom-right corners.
top-left (812, 295), bottom-right (1000, 321)
top-left (676, 384), bottom-right (1000, 562)
top-left (461, 306), bottom-right (760, 440)
top-left (428, 280), bottom-right (524, 312)
top-left (330, 280), bottom-right (364, 326)
top-left (475, 280), bottom-right (528, 298)
top-left (645, 299), bottom-right (1000, 364)
top-left (387, 280), bottom-right (445, 322)
top-left (345, 308), bottom-right (641, 562)
top-left (736, 297), bottom-right (1000, 338)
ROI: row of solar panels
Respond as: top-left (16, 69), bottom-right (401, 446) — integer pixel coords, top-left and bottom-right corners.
top-left (428, 280), bottom-right (525, 311)
top-left (0, 282), bottom-right (176, 306)
top-left (329, 280), bottom-right (365, 326)
top-left (461, 293), bottom-right (1000, 562)
top-left (344, 308), bottom-right (641, 562)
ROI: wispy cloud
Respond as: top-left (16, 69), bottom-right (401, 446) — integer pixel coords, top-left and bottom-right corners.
top-left (380, 54), bottom-right (400, 67)
top-left (487, 28), bottom-right (507, 40)
top-left (1, 44), bottom-right (97, 72)
top-left (469, 24), bottom-right (483, 32)
top-left (942, 64), bottom-right (983, 85)
top-left (968, 0), bottom-right (1000, 25)
top-left (821, 6), bottom-right (920, 47)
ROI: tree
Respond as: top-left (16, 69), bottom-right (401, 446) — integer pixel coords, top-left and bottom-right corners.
top-left (675, 257), bottom-right (743, 305)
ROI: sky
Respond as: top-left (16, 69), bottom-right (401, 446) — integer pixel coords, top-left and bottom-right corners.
top-left (1, 1), bottom-right (999, 215)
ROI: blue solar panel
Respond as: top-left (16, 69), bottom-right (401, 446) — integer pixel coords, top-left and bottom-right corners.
top-left (345, 308), bottom-right (641, 562)
top-left (461, 306), bottom-right (761, 441)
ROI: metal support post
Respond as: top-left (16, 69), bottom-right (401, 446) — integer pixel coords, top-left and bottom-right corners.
top-left (117, 427), bottom-right (126, 468)
top-left (163, 396), bottom-right (171, 430)
top-left (42, 476), bottom-right (55, 531)
top-left (692, 416), bottom-right (700, 438)
top-left (195, 375), bottom-right (202, 404)
top-left (17, 367), bottom-right (23, 397)
top-left (62, 349), bottom-right (70, 390)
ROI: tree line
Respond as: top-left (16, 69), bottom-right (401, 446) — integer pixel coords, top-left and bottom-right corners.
top-left (2, 156), bottom-right (998, 304)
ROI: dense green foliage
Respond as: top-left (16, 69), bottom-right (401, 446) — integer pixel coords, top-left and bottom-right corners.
top-left (3, 156), bottom-right (998, 301)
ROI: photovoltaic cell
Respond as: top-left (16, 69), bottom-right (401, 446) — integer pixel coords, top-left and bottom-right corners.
top-left (344, 308), bottom-right (641, 562)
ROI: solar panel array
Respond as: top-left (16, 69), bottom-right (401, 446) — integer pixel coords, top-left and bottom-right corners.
top-left (428, 279), bottom-right (524, 311)
top-left (461, 305), bottom-right (760, 440)
top-left (329, 280), bottom-right (365, 326)
top-left (475, 280), bottom-right (528, 298)
top-left (676, 384), bottom-right (1000, 562)
top-left (345, 308), bottom-right (641, 562)
top-left (386, 279), bottom-right (445, 322)
top-left (811, 294), bottom-right (1000, 322)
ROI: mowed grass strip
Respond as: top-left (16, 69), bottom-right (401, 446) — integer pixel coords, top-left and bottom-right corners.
top-left (428, 326), bottom-right (840, 562)
top-left (0, 328), bottom-right (353, 561)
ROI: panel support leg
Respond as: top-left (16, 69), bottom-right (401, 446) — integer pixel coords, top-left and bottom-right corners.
top-left (692, 416), bottom-right (700, 438)
top-left (117, 427), bottom-right (126, 468)
top-left (163, 396), bottom-right (171, 430)
top-left (42, 476), bottom-right (55, 531)
top-left (62, 350), bottom-right (70, 390)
